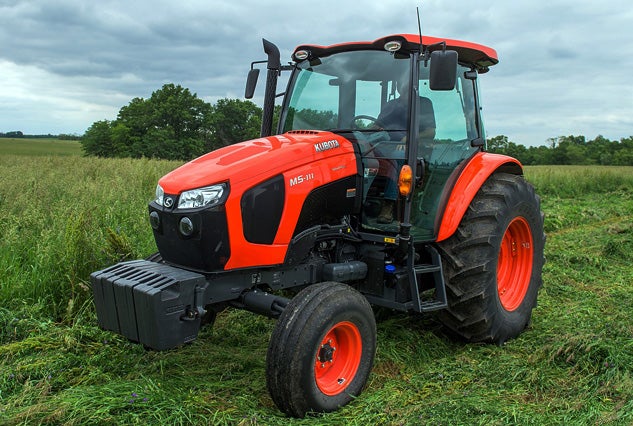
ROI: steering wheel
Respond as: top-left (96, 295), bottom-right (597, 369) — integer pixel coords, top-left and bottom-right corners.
top-left (350, 115), bottom-right (380, 130)
top-left (350, 115), bottom-right (405, 156)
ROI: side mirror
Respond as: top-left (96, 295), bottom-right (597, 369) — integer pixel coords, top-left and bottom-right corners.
top-left (429, 50), bottom-right (458, 91)
top-left (245, 68), bottom-right (260, 99)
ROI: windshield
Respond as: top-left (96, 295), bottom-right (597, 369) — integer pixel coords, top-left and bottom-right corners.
top-left (281, 50), bottom-right (411, 132)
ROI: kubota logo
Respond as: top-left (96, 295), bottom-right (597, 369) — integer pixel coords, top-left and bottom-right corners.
top-left (314, 139), bottom-right (340, 152)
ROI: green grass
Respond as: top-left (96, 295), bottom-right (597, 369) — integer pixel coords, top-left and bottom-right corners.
top-left (1, 151), bottom-right (632, 425)
top-left (0, 138), bottom-right (82, 156)
top-left (0, 154), bottom-right (179, 319)
top-left (525, 165), bottom-right (633, 198)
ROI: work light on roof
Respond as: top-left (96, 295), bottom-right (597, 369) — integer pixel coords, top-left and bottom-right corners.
top-left (295, 50), bottom-right (309, 60)
top-left (384, 40), bottom-right (402, 52)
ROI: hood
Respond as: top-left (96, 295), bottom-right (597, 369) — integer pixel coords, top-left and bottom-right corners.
top-left (158, 131), bottom-right (355, 194)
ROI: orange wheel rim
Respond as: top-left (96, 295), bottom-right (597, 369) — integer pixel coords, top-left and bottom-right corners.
top-left (314, 321), bottom-right (362, 396)
top-left (497, 216), bottom-right (534, 311)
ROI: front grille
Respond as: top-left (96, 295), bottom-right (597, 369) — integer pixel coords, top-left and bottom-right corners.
top-left (149, 202), bottom-right (230, 272)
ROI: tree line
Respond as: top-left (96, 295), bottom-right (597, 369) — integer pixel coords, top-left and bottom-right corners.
top-left (80, 83), bottom-right (632, 165)
top-left (488, 135), bottom-right (633, 166)
top-left (0, 131), bottom-right (76, 139)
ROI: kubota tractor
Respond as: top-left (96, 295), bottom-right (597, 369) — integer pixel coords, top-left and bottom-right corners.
top-left (91, 33), bottom-right (545, 417)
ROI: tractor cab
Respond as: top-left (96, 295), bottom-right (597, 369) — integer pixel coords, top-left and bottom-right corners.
top-left (252, 34), bottom-right (498, 241)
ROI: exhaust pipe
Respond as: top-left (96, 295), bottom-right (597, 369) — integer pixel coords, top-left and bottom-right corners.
top-left (260, 39), bottom-right (281, 137)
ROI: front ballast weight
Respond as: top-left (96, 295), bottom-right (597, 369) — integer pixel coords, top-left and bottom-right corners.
top-left (91, 260), bottom-right (208, 350)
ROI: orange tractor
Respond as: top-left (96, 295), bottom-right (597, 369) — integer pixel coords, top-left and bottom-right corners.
top-left (92, 33), bottom-right (545, 417)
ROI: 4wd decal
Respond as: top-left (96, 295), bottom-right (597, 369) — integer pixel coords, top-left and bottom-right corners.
top-left (314, 139), bottom-right (340, 152)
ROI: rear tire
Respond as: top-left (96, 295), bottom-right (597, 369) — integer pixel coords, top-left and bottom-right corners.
top-left (266, 282), bottom-right (376, 417)
top-left (437, 172), bottom-right (545, 344)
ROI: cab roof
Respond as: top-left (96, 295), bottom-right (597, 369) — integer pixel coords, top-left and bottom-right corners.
top-left (294, 34), bottom-right (498, 73)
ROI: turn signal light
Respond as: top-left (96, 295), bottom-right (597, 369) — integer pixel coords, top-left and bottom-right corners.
top-left (398, 165), bottom-right (413, 197)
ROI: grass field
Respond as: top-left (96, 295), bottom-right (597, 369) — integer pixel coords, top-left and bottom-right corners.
top-left (0, 138), bottom-right (82, 156)
top-left (1, 147), bottom-right (632, 424)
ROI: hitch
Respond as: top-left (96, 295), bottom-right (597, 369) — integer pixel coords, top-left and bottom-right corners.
top-left (180, 285), bottom-right (208, 322)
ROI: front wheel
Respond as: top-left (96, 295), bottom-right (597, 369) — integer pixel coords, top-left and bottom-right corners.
top-left (437, 172), bottom-right (545, 344)
top-left (266, 282), bottom-right (376, 417)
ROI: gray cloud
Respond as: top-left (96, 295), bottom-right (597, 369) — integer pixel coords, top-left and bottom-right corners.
top-left (0, 0), bottom-right (631, 145)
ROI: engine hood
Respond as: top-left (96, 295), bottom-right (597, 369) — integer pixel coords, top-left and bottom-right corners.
top-left (158, 131), bottom-right (355, 194)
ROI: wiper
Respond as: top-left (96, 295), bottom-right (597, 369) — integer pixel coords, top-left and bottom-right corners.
top-left (328, 128), bottom-right (375, 133)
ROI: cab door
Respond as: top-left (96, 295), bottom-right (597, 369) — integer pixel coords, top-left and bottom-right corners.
top-left (409, 64), bottom-right (482, 241)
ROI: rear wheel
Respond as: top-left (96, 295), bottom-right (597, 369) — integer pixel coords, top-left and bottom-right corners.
top-left (266, 282), bottom-right (376, 417)
top-left (437, 172), bottom-right (545, 344)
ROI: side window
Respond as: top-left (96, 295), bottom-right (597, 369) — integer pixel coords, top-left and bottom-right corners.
top-left (419, 76), bottom-right (473, 142)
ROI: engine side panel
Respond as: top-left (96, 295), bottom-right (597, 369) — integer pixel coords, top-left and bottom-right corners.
top-left (241, 175), bottom-right (285, 244)
top-left (223, 152), bottom-right (359, 270)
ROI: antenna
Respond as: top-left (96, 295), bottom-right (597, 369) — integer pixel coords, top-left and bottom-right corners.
top-left (416, 6), bottom-right (423, 54)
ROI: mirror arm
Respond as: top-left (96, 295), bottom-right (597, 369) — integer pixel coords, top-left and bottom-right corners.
top-left (420, 41), bottom-right (447, 66)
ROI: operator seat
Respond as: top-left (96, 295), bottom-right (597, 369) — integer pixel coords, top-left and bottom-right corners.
top-left (376, 94), bottom-right (436, 150)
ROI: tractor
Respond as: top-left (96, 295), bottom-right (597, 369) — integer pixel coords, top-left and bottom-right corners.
top-left (91, 33), bottom-right (545, 417)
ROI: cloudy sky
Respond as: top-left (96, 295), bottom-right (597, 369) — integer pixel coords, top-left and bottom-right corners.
top-left (1, 0), bottom-right (631, 146)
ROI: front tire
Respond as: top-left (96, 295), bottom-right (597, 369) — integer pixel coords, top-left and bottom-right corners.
top-left (266, 282), bottom-right (376, 417)
top-left (437, 172), bottom-right (545, 344)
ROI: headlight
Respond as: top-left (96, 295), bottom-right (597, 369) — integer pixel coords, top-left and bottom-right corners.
top-left (177, 184), bottom-right (226, 209)
top-left (155, 184), bottom-right (165, 206)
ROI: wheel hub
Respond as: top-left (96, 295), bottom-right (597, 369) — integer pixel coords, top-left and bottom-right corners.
top-left (318, 341), bottom-right (335, 363)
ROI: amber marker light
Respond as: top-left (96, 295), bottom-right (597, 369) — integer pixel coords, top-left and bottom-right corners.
top-left (398, 165), bottom-right (413, 197)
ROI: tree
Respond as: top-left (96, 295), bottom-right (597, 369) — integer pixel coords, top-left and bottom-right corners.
top-left (207, 98), bottom-right (262, 150)
top-left (0, 131), bottom-right (24, 138)
top-left (613, 137), bottom-right (633, 166)
top-left (486, 135), bottom-right (509, 153)
top-left (81, 120), bottom-right (113, 157)
top-left (110, 122), bottom-right (131, 158)
top-left (83, 84), bottom-right (215, 160)
top-left (117, 97), bottom-right (150, 156)
top-left (134, 84), bottom-right (213, 159)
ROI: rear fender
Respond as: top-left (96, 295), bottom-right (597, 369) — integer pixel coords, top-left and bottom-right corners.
top-left (436, 152), bottom-right (522, 242)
